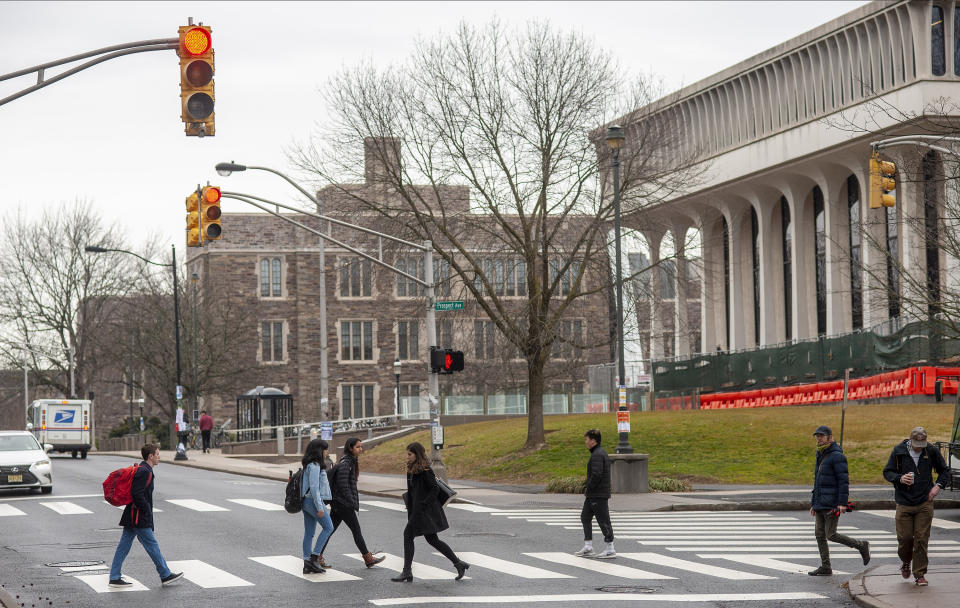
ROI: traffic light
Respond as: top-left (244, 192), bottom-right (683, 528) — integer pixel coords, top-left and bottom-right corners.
top-left (178, 24), bottom-right (215, 137)
top-left (869, 151), bottom-right (896, 208)
top-left (430, 347), bottom-right (464, 374)
top-left (200, 186), bottom-right (222, 240)
top-left (185, 191), bottom-right (201, 247)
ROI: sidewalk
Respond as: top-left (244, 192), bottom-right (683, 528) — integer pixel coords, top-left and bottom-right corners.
top-left (848, 563), bottom-right (960, 608)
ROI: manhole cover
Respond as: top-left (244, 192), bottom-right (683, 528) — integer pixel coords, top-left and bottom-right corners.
top-left (45, 560), bottom-right (104, 568)
top-left (452, 532), bottom-right (517, 538)
top-left (597, 585), bottom-right (656, 594)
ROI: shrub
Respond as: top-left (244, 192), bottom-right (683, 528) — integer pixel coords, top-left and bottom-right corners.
top-left (545, 476), bottom-right (587, 493)
top-left (649, 477), bottom-right (692, 492)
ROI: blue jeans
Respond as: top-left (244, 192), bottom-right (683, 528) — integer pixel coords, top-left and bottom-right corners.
top-left (302, 496), bottom-right (334, 559)
top-left (110, 527), bottom-right (172, 580)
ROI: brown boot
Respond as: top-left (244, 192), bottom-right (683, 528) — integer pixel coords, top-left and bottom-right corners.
top-left (363, 552), bottom-right (385, 568)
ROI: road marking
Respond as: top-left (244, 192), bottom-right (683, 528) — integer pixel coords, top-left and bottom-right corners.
top-left (368, 592), bottom-right (827, 605)
top-left (709, 551), bottom-right (960, 559)
top-left (447, 504), bottom-right (501, 513)
top-left (448, 552), bottom-right (572, 579)
top-left (227, 498), bottom-right (285, 511)
top-left (40, 501), bottom-right (93, 515)
top-left (103, 501), bottom-right (162, 512)
top-left (167, 559), bottom-right (254, 588)
top-left (361, 500), bottom-right (407, 512)
top-left (618, 552), bottom-right (775, 580)
top-left (165, 499), bottom-right (229, 511)
top-left (524, 552), bottom-right (673, 579)
top-left (673, 540), bottom-right (958, 552)
top-left (861, 509), bottom-right (960, 530)
top-left (638, 540), bottom-right (903, 546)
top-left (74, 573), bottom-right (149, 592)
top-left (491, 510), bottom-right (756, 515)
top-left (60, 565), bottom-right (111, 573)
top-left (343, 552), bottom-right (461, 579)
top-left (716, 555), bottom-right (848, 575)
top-left (0, 504), bottom-right (26, 516)
top-left (620, 534), bottom-right (895, 539)
top-left (248, 555), bottom-right (361, 581)
top-left (0, 493), bottom-right (101, 502)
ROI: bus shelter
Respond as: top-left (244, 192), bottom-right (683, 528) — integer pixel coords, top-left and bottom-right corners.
top-left (236, 387), bottom-right (294, 441)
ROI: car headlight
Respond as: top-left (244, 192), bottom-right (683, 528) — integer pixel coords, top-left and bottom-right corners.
top-left (33, 459), bottom-right (50, 467)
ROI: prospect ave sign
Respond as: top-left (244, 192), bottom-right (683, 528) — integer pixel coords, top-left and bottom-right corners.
top-left (435, 301), bottom-right (464, 311)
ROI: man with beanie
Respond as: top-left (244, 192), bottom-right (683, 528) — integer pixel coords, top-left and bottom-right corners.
top-left (573, 429), bottom-right (615, 558)
top-left (882, 426), bottom-right (950, 586)
top-left (808, 425), bottom-right (870, 576)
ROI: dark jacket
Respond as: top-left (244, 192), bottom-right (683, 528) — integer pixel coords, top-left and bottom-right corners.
top-left (331, 453), bottom-right (360, 511)
top-left (404, 467), bottom-right (449, 536)
top-left (119, 462), bottom-right (155, 530)
top-left (584, 445), bottom-right (611, 499)
top-left (811, 442), bottom-right (849, 511)
top-left (882, 439), bottom-right (950, 506)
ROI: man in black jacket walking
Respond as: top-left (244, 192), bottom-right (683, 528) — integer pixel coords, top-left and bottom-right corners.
top-left (108, 444), bottom-right (183, 588)
top-left (882, 426), bottom-right (950, 587)
top-left (574, 429), bottom-right (615, 559)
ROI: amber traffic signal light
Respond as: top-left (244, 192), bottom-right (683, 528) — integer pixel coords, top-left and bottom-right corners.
top-left (869, 151), bottom-right (896, 208)
top-left (185, 191), bottom-right (201, 247)
top-left (178, 24), bottom-right (215, 137)
top-left (200, 185), bottom-right (222, 240)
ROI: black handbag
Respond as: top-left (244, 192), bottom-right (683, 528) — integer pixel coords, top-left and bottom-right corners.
top-left (435, 475), bottom-right (457, 507)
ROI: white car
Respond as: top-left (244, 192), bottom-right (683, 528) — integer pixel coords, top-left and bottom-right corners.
top-left (0, 431), bottom-right (53, 494)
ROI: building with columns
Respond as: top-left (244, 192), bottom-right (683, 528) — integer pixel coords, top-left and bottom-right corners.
top-left (623, 0), bottom-right (960, 359)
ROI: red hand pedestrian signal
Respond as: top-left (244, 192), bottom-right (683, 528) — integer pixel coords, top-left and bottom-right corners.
top-left (430, 348), bottom-right (464, 374)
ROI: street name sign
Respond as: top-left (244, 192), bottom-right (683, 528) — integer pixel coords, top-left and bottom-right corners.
top-left (435, 301), bottom-right (464, 311)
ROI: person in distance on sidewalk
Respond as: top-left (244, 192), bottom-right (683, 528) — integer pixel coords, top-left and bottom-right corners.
top-left (574, 429), bottom-right (616, 559)
top-left (198, 410), bottom-right (214, 453)
top-left (318, 437), bottom-right (385, 568)
top-left (391, 442), bottom-right (468, 582)
top-left (882, 426), bottom-right (950, 587)
top-left (300, 439), bottom-right (334, 574)
top-left (108, 444), bottom-right (183, 588)
top-left (807, 425), bottom-right (870, 577)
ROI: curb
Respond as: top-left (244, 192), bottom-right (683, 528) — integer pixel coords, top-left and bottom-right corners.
top-left (847, 566), bottom-right (888, 608)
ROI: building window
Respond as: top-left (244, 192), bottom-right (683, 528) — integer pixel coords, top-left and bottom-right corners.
top-left (886, 205), bottom-right (900, 319)
top-left (396, 255), bottom-right (425, 297)
top-left (433, 259), bottom-right (451, 297)
top-left (123, 369), bottom-right (143, 401)
top-left (261, 321), bottom-right (285, 363)
top-left (397, 320), bottom-right (419, 360)
top-left (475, 257), bottom-right (527, 297)
top-left (474, 320), bottom-right (496, 359)
top-left (847, 175), bottom-right (863, 330)
top-left (438, 319), bottom-right (453, 349)
top-left (722, 216), bottom-right (730, 349)
top-left (933, 5), bottom-right (946, 76)
top-left (260, 258), bottom-right (282, 297)
top-left (751, 207), bottom-right (760, 346)
top-left (813, 186), bottom-right (827, 335)
top-left (341, 384), bottom-right (374, 419)
top-left (340, 320), bottom-right (374, 361)
top-left (629, 252), bottom-right (652, 297)
top-left (659, 260), bottom-right (676, 299)
top-left (398, 383), bottom-right (421, 416)
top-left (339, 257), bottom-right (372, 298)
top-left (550, 258), bottom-right (580, 296)
top-left (551, 319), bottom-right (584, 359)
top-left (923, 151), bottom-right (941, 316)
top-left (781, 196), bottom-right (792, 341)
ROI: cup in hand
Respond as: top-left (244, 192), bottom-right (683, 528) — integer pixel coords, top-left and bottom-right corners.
top-left (903, 472), bottom-right (915, 485)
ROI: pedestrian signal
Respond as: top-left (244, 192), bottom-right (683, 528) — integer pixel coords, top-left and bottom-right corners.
top-left (178, 24), bottom-right (215, 137)
top-left (869, 152), bottom-right (896, 208)
top-left (430, 348), bottom-right (464, 374)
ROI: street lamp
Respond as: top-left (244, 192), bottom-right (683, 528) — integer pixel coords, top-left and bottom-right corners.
top-left (394, 358), bottom-right (401, 418)
top-left (84, 244), bottom-right (184, 456)
top-left (606, 125), bottom-right (633, 454)
top-left (192, 272), bottom-right (200, 424)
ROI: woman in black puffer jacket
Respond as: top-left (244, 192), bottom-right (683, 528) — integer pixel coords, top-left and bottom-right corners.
top-left (318, 437), bottom-right (385, 568)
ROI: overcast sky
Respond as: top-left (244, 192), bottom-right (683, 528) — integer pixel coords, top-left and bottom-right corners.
top-left (0, 1), bottom-right (867, 252)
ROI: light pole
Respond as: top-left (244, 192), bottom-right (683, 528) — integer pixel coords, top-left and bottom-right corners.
top-left (606, 125), bottom-right (633, 454)
top-left (84, 244), bottom-right (184, 454)
top-left (192, 272), bottom-right (200, 421)
top-left (394, 358), bottom-right (401, 418)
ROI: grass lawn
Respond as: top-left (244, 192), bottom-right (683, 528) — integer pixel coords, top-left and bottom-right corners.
top-left (360, 402), bottom-right (956, 486)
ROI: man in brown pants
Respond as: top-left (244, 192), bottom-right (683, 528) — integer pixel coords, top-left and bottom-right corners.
top-left (882, 427), bottom-right (950, 586)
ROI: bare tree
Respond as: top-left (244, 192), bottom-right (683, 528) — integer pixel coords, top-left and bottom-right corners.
top-left (293, 21), bottom-right (703, 448)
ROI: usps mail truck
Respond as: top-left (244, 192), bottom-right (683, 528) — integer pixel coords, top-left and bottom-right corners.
top-left (28, 399), bottom-right (92, 459)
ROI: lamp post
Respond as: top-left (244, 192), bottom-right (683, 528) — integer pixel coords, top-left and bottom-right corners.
top-left (606, 125), bottom-right (633, 454)
top-left (84, 244), bottom-right (183, 455)
top-left (192, 272), bottom-right (200, 422)
top-left (394, 358), bottom-right (401, 418)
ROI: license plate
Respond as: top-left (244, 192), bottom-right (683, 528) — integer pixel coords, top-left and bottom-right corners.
top-left (7, 474), bottom-right (22, 483)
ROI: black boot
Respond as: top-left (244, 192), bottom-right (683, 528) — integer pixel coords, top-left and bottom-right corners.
top-left (311, 554), bottom-right (331, 569)
top-left (808, 565), bottom-right (832, 576)
top-left (455, 561), bottom-right (470, 580)
top-left (303, 559), bottom-right (325, 574)
top-left (391, 569), bottom-right (413, 582)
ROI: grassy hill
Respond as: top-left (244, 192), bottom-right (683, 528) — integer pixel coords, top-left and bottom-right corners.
top-left (360, 402), bottom-right (956, 486)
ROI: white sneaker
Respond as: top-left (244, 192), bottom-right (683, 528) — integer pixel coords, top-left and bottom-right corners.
top-left (594, 547), bottom-right (617, 559)
top-left (573, 546), bottom-right (595, 557)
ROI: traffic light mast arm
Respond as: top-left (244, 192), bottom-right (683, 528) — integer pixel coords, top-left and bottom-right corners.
top-left (872, 135), bottom-right (960, 159)
top-left (0, 39), bottom-right (178, 108)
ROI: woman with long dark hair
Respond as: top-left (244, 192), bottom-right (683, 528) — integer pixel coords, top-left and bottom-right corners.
top-left (391, 441), bottom-right (468, 582)
top-left (318, 437), bottom-right (385, 568)
top-left (300, 439), bottom-right (334, 574)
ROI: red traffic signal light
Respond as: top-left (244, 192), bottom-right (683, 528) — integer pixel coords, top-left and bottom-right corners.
top-left (430, 348), bottom-right (464, 374)
top-left (178, 24), bottom-right (215, 136)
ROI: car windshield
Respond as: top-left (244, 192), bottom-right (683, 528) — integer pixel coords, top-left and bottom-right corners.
top-left (0, 435), bottom-right (41, 451)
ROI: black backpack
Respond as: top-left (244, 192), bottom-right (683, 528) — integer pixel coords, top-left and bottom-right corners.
top-left (284, 468), bottom-right (304, 514)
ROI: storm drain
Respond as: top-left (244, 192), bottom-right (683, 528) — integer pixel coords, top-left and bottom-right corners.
top-left (596, 585), bottom-right (656, 594)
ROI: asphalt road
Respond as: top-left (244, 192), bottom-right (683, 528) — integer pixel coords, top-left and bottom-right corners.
top-left (2, 455), bottom-right (959, 607)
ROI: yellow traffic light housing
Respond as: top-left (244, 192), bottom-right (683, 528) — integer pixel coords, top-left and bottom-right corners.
top-left (869, 151), bottom-right (896, 208)
top-left (200, 186), bottom-right (222, 240)
top-left (178, 24), bottom-right (215, 137)
top-left (185, 191), bottom-right (201, 247)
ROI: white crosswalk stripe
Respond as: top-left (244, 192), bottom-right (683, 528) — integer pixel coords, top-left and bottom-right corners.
top-left (446, 503), bottom-right (501, 513)
top-left (343, 552), bottom-right (461, 579)
top-left (249, 555), bottom-right (362, 581)
top-left (166, 499), bottom-right (229, 511)
top-left (524, 552), bottom-right (674, 579)
top-left (449, 552), bottom-right (572, 578)
top-left (716, 555), bottom-right (849, 575)
top-left (74, 573), bottom-right (149, 592)
top-left (368, 592), bottom-right (828, 605)
top-left (0, 504), bottom-right (26, 516)
top-left (361, 500), bottom-right (407, 512)
top-left (40, 501), bottom-right (92, 515)
top-left (619, 552), bottom-right (775, 580)
top-left (104, 500), bottom-right (162, 512)
top-left (167, 559), bottom-right (255, 588)
top-left (226, 498), bottom-right (285, 511)
top-left (861, 509), bottom-right (960, 529)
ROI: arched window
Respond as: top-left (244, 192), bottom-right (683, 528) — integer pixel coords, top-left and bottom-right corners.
top-left (813, 187), bottom-right (827, 335)
top-left (751, 207), bottom-right (760, 346)
top-left (722, 216), bottom-right (730, 350)
top-left (781, 197), bottom-right (792, 341)
top-left (847, 175), bottom-right (863, 330)
top-left (923, 151), bottom-right (941, 315)
top-left (886, 205), bottom-right (900, 318)
top-left (933, 5), bottom-right (946, 76)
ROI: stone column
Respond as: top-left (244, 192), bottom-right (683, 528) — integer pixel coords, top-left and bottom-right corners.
top-left (643, 230), bottom-right (665, 359)
top-left (670, 222), bottom-right (692, 357)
